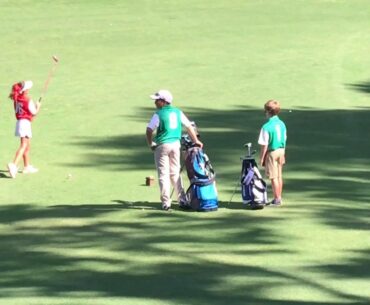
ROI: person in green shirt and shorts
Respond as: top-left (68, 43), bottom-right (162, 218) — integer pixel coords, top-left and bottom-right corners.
top-left (258, 100), bottom-right (287, 206)
top-left (146, 90), bottom-right (203, 210)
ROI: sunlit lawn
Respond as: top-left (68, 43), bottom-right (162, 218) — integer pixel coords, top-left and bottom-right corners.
top-left (0, 1), bottom-right (369, 304)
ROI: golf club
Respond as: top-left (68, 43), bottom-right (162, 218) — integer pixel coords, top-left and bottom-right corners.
top-left (242, 142), bottom-right (256, 160)
top-left (228, 142), bottom-right (257, 204)
top-left (38, 55), bottom-right (59, 103)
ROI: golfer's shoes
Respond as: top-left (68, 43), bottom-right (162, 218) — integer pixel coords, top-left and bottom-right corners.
top-left (23, 165), bottom-right (39, 174)
top-left (7, 163), bottom-right (18, 178)
top-left (268, 198), bottom-right (282, 207)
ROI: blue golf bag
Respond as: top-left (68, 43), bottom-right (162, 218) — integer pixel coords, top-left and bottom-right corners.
top-left (183, 146), bottom-right (218, 212)
top-left (241, 157), bottom-right (267, 209)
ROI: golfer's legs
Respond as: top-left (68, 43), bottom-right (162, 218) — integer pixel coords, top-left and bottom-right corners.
top-left (271, 178), bottom-right (280, 200)
top-left (155, 145), bottom-right (171, 206)
top-left (169, 142), bottom-right (186, 202)
top-left (14, 137), bottom-right (29, 165)
top-left (277, 159), bottom-right (284, 198)
top-left (267, 149), bottom-right (284, 200)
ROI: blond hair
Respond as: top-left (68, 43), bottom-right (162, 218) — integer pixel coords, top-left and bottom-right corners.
top-left (264, 99), bottom-right (281, 116)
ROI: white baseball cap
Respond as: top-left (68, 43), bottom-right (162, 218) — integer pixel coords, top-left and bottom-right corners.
top-left (150, 90), bottom-right (173, 104)
top-left (21, 80), bottom-right (33, 93)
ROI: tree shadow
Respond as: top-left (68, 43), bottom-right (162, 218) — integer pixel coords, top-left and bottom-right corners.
top-left (62, 106), bottom-right (370, 227)
top-left (0, 203), bottom-right (368, 304)
top-left (111, 199), bottom-right (268, 212)
top-left (54, 104), bottom-right (370, 246)
top-left (347, 81), bottom-right (370, 94)
top-left (306, 248), bottom-right (370, 280)
top-left (42, 106), bottom-right (369, 303)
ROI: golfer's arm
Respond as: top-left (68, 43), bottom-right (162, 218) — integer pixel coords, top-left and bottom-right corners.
top-left (30, 100), bottom-right (41, 116)
top-left (187, 126), bottom-right (203, 148)
top-left (260, 145), bottom-right (268, 166)
top-left (146, 128), bottom-right (154, 147)
top-left (35, 101), bottom-right (42, 114)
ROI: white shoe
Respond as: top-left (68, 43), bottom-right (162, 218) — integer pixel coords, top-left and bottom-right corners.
top-left (23, 165), bottom-right (39, 174)
top-left (7, 163), bottom-right (18, 178)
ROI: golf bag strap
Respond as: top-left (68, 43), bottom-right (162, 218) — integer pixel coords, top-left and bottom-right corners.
top-left (189, 176), bottom-right (215, 187)
top-left (241, 168), bottom-right (255, 185)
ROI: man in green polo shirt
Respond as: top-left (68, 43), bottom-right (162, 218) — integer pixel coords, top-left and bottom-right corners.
top-left (258, 99), bottom-right (287, 206)
top-left (146, 89), bottom-right (203, 210)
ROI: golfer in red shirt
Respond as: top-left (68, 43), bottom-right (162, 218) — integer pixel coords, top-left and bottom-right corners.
top-left (7, 81), bottom-right (41, 178)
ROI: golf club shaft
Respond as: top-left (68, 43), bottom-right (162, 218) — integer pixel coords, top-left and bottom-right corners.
top-left (39, 57), bottom-right (59, 102)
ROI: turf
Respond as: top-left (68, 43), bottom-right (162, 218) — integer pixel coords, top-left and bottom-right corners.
top-left (0, 0), bottom-right (369, 304)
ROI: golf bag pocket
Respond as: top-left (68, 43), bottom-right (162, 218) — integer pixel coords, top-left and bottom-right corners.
top-left (187, 182), bottom-right (218, 212)
top-left (241, 160), bottom-right (267, 205)
top-left (184, 147), bottom-right (215, 182)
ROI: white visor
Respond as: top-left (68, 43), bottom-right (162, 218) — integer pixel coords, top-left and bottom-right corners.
top-left (21, 80), bottom-right (33, 92)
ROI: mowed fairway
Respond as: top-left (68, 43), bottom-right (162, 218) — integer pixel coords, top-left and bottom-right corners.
top-left (0, 1), bottom-right (369, 304)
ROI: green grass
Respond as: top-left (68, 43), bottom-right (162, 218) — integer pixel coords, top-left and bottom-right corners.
top-left (0, 0), bottom-right (369, 304)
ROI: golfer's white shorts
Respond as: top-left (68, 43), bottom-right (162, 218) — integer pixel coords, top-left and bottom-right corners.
top-left (15, 119), bottom-right (32, 138)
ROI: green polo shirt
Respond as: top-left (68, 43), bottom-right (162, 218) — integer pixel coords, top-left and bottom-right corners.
top-left (154, 105), bottom-right (182, 144)
top-left (262, 115), bottom-right (287, 151)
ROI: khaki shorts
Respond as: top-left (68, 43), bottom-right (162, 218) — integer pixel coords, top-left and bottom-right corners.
top-left (265, 148), bottom-right (285, 179)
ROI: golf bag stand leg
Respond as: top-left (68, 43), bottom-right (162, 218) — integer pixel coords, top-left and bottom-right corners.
top-left (228, 178), bottom-right (240, 204)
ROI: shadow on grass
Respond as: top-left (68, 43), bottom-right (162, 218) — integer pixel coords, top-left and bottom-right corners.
top-left (348, 81), bottom-right (370, 94)
top-left (65, 105), bottom-right (370, 174)
top-left (306, 248), bottom-right (370, 280)
top-left (0, 203), bottom-right (368, 304)
top-left (110, 200), bottom-right (267, 213)
top-left (0, 170), bottom-right (11, 179)
top-left (63, 106), bottom-right (370, 230)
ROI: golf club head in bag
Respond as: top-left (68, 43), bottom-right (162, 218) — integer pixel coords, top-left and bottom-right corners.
top-left (181, 121), bottom-right (200, 151)
top-left (242, 142), bottom-right (257, 160)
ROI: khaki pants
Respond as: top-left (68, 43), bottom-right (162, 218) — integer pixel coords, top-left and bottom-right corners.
top-left (265, 148), bottom-right (285, 179)
top-left (154, 142), bottom-right (186, 207)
